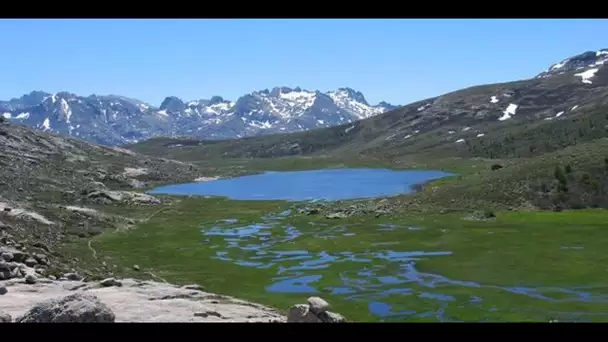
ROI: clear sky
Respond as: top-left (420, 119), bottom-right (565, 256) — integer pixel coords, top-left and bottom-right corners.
top-left (0, 19), bottom-right (606, 106)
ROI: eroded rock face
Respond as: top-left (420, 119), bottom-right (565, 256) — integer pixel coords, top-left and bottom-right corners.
top-left (83, 189), bottom-right (161, 205)
top-left (15, 293), bottom-right (116, 323)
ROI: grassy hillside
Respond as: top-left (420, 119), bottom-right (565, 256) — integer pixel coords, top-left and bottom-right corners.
top-left (127, 98), bottom-right (608, 212)
top-left (396, 138), bottom-right (608, 212)
top-left (128, 68), bottom-right (608, 161)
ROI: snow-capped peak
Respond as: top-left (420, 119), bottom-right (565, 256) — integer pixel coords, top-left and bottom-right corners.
top-left (537, 49), bottom-right (607, 79)
top-left (327, 87), bottom-right (390, 120)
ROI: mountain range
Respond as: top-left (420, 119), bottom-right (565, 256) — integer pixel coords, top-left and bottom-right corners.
top-left (1, 48), bottom-right (606, 151)
top-left (0, 87), bottom-right (397, 146)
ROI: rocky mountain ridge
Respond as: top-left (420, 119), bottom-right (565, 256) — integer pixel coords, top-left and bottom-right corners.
top-left (0, 87), bottom-right (397, 146)
top-left (537, 48), bottom-right (607, 79)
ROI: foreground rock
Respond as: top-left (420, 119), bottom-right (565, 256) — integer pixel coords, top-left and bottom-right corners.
top-left (1, 278), bottom-right (285, 322)
top-left (307, 296), bottom-right (330, 314)
top-left (1, 238), bottom-right (342, 323)
top-left (287, 297), bottom-right (346, 323)
top-left (16, 293), bottom-right (115, 323)
top-left (0, 310), bottom-right (11, 323)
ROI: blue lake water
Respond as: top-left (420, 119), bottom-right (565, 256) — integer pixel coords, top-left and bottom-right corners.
top-left (149, 168), bottom-right (454, 201)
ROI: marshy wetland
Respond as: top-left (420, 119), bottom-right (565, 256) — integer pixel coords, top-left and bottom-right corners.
top-left (62, 166), bottom-right (608, 322)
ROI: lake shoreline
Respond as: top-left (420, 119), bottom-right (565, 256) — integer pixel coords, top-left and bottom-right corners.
top-left (148, 168), bottom-right (455, 202)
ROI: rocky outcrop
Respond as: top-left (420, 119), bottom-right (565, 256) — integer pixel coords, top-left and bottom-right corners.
top-left (1, 276), bottom-right (286, 322)
top-left (1, 234), bottom-right (343, 323)
top-left (0, 243), bottom-right (52, 282)
top-left (82, 189), bottom-right (161, 205)
top-left (1, 268), bottom-right (348, 323)
top-left (286, 297), bottom-right (347, 323)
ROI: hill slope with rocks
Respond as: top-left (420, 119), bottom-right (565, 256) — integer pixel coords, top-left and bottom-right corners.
top-left (0, 117), bottom-right (204, 277)
top-left (0, 117), bottom-right (204, 203)
top-left (130, 48), bottom-right (608, 160)
top-left (0, 87), bottom-right (397, 146)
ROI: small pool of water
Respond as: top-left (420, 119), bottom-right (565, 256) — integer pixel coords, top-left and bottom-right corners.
top-left (149, 168), bottom-right (454, 201)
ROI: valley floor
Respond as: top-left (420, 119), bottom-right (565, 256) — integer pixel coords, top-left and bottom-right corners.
top-left (54, 197), bottom-right (608, 322)
top-left (33, 154), bottom-right (608, 322)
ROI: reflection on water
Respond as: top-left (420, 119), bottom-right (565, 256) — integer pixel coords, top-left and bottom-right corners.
top-left (199, 211), bottom-right (608, 321)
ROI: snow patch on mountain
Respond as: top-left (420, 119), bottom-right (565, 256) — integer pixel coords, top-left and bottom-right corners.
top-left (499, 103), bottom-right (518, 121)
top-left (574, 68), bottom-right (599, 84)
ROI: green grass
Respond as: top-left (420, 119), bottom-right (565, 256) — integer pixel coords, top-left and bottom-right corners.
top-left (59, 198), bottom-right (608, 322)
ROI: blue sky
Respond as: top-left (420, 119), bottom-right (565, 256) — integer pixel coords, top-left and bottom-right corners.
top-left (0, 19), bottom-right (606, 106)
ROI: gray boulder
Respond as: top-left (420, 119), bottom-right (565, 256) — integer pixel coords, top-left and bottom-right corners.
top-left (24, 274), bottom-right (37, 284)
top-left (307, 296), bottom-right (329, 314)
top-left (1, 252), bottom-right (13, 262)
top-left (100, 278), bottom-right (122, 287)
top-left (0, 247), bottom-right (26, 263)
top-left (15, 293), bottom-right (115, 323)
top-left (0, 310), bottom-right (11, 323)
top-left (287, 304), bottom-right (321, 323)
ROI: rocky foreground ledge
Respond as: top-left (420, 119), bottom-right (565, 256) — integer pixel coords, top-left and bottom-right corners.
top-left (1, 254), bottom-right (346, 323)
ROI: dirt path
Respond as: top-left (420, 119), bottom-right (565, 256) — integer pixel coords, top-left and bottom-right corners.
top-left (87, 239), bottom-right (98, 259)
top-left (86, 205), bottom-right (172, 286)
top-left (88, 206), bottom-right (169, 259)
top-left (144, 207), bottom-right (168, 222)
top-left (145, 271), bottom-right (169, 283)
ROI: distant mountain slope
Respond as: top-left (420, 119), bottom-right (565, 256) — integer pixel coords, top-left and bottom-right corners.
top-left (0, 87), bottom-right (397, 146)
top-left (128, 48), bottom-right (608, 162)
